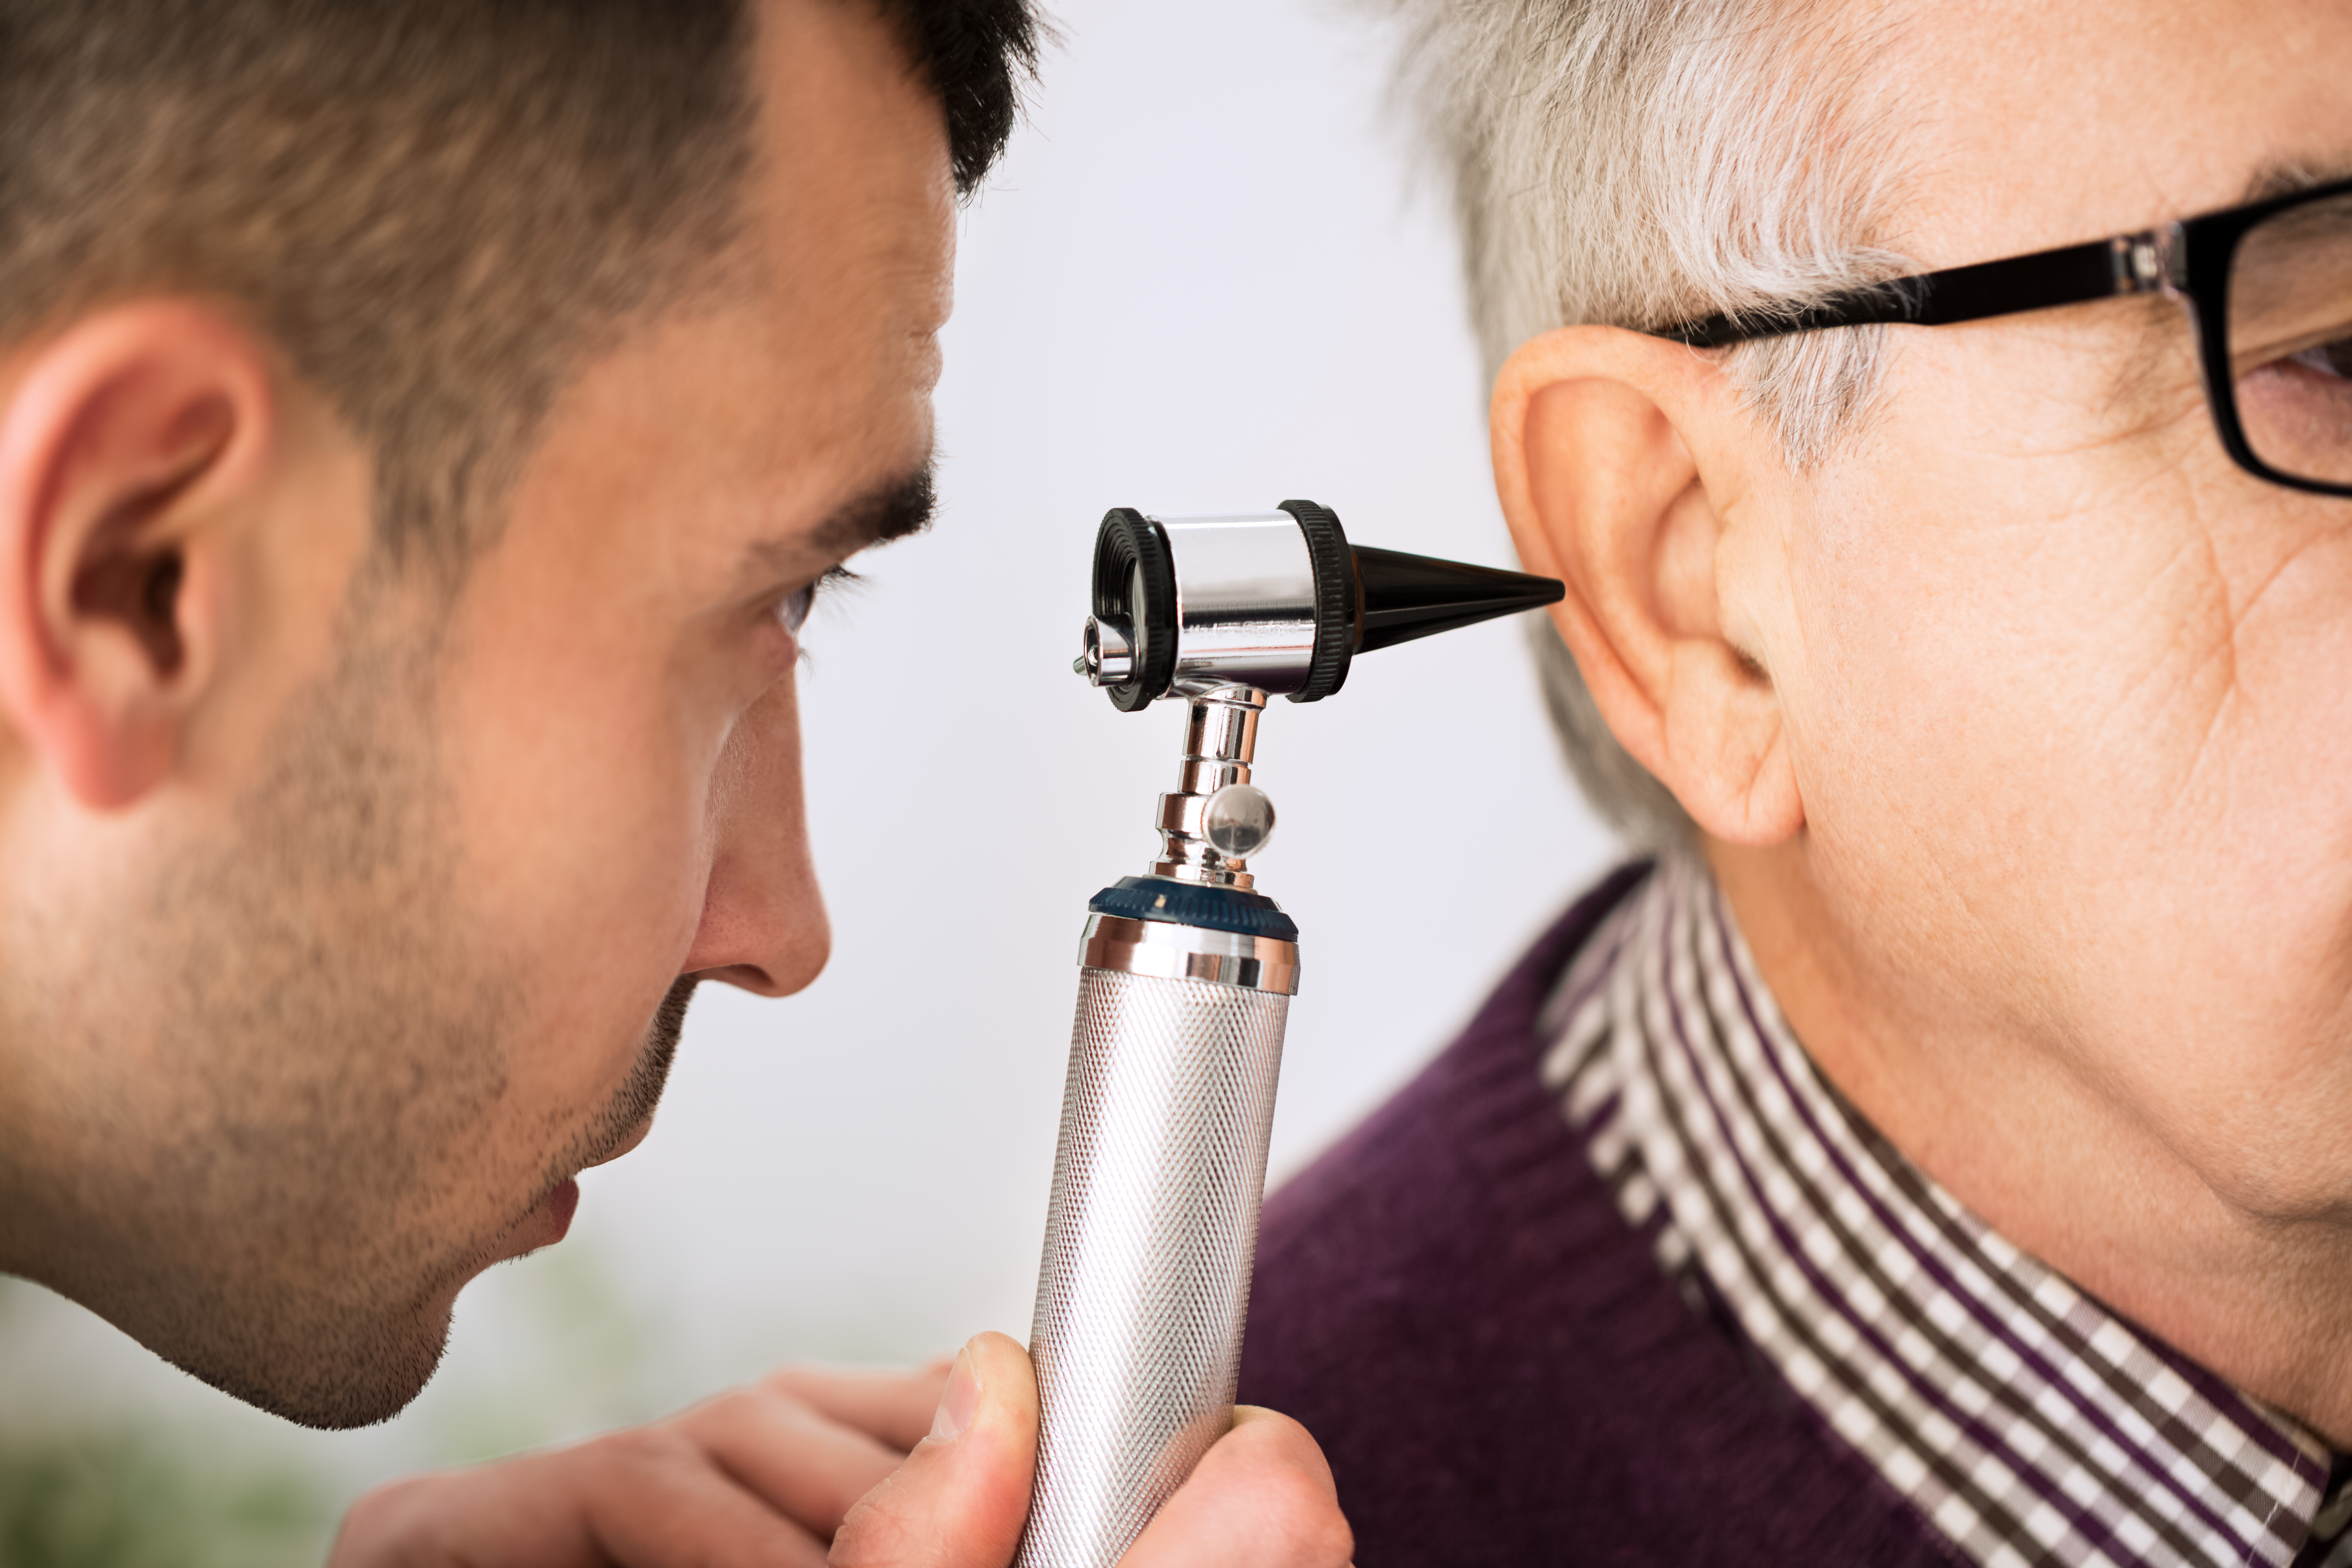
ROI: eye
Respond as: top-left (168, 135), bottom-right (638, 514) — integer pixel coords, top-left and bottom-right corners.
top-left (774, 565), bottom-right (860, 639)
top-left (777, 583), bottom-right (814, 637)
top-left (2287, 335), bottom-right (2352, 381)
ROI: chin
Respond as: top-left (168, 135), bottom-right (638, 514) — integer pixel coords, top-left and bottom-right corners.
top-left (238, 1181), bottom-right (574, 1426)
top-left (133, 1265), bottom-right (467, 1431)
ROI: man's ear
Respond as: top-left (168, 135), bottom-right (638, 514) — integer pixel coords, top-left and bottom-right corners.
top-left (1491, 325), bottom-right (1803, 846)
top-left (0, 304), bottom-right (276, 810)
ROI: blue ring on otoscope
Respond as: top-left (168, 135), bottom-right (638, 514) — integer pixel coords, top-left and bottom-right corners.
top-left (1085, 877), bottom-right (1301, 942)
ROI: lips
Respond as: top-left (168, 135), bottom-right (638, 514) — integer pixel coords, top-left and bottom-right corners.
top-left (492, 1120), bottom-right (643, 1267)
top-left (546, 1176), bottom-right (580, 1239)
top-left (499, 1176), bottom-right (581, 1262)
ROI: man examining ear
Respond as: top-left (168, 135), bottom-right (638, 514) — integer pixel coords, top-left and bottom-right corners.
top-left (0, 2), bottom-right (1354, 1564)
top-left (1241, 0), bottom-right (2352, 1564)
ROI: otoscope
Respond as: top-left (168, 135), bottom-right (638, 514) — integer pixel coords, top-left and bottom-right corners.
top-left (1015, 500), bottom-right (1563, 1568)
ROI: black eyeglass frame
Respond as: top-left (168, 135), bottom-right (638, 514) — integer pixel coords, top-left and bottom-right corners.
top-left (1660, 176), bottom-right (2352, 499)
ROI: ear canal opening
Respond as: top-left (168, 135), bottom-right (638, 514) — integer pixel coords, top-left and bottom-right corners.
top-left (142, 553), bottom-right (187, 674)
top-left (72, 543), bottom-right (187, 677)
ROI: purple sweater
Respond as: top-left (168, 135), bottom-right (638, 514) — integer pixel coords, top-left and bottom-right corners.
top-left (1237, 865), bottom-right (1961, 1566)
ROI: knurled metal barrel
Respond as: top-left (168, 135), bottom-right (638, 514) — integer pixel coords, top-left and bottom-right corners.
top-left (1045, 500), bottom-right (1563, 1564)
top-left (1014, 891), bottom-right (1300, 1568)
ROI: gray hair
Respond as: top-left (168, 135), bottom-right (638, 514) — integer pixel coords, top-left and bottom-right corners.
top-left (1378, 0), bottom-right (1917, 843)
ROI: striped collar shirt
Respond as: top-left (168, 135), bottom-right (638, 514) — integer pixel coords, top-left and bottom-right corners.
top-left (1539, 852), bottom-right (2352, 1568)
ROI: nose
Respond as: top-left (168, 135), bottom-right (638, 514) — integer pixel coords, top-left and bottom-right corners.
top-left (679, 673), bottom-right (830, 996)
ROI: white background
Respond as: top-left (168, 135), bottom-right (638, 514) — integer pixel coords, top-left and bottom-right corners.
top-left (0, 0), bottom-right (1616, 1512)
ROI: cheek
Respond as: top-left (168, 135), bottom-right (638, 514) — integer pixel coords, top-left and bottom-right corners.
top-left (1782, 429), bottom-right (2352, 1201)
top-left (443, 653), bottom-right (722, 1109)
top-left (1777, 333), bottom-right (2212, 967)
top-left (1774, 452), bottom-right (2185, 989)
top-left (2147, 512), bottom-right (2352, 1160)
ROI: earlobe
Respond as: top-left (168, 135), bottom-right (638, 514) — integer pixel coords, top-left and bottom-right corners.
top-left (0, 304), bottom-right (275, 809)
top-left (1490, 325), bottom-right (1804, 847)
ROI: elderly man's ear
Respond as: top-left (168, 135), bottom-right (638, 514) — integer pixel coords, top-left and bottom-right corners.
top-left (0, 304), bottom-right (356, 811)
top-left (1491, 325), bottom-right (1805, 846)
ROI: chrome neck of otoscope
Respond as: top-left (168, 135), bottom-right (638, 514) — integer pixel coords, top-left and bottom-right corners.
top-left (1078, 632), bottom-right (1275, 892)
top-left (1150, 687), bottom-right (1266, 889)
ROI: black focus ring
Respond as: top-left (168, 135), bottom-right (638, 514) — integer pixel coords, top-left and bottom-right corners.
top-left (1279, 498), bottom-right (1355, 703)
top-left (1093, 507), bottom-right (1178, 710)
top-left (1086, 876), bottom-right (1301, 942)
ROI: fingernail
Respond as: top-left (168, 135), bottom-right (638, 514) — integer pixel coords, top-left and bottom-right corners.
top-left (930, 1344), bottom-right (981, 1443)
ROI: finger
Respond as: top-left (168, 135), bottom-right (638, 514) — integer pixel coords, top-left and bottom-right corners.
top-left (579, 1430), bottom-right (833, 1568)
top-left (675, 1381), bottom-right (906, 1537)
top-left (829, 1332), bottom-right (1039, 1568)
top-left (1117, 1407), bottom-right (1353, 1568)
top-left (333, 1452), bottom-right (613, 1568)
top-left (760, 1358), bottom-right (954, 1454)
top-left (332, 1426), bottom-right (833, 1568)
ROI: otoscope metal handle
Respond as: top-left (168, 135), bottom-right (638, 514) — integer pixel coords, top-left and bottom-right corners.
top-left (1031, 500), bottom-right (1560, 1561)
top-left (1014, 917), bottom-right (1296, 1568)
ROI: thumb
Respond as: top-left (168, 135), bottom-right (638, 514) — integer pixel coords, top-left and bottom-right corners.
top-left (831, 1331), bottom-right (1038, 1568)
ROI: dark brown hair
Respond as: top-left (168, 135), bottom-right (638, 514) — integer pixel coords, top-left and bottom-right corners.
top-left (0, 0), bottom-right (1038, 564)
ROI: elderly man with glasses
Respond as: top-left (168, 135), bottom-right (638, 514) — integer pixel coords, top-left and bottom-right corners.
top-left (1236, 1), bottom-right (2352, 1565)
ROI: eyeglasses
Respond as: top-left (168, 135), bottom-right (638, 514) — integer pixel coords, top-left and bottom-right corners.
top-left (1660, 176), bottom-right (2352, 498)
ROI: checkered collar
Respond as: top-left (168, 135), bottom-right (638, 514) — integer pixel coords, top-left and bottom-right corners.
top-left (1540, 852), bottom-right (2352, 1568)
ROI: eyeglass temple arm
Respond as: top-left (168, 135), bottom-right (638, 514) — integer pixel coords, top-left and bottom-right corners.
top-left (1659, 228), bottom-right (2178, 349)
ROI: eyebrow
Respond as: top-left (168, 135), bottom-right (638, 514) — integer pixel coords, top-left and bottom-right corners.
top-left (751, 457), bottom-right (938, 577)
top-left (2242, 157), bottom-right (2352, 204)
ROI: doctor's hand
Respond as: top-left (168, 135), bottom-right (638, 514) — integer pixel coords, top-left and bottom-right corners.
top-left (330, 1330), bottom-right (1354, 1568)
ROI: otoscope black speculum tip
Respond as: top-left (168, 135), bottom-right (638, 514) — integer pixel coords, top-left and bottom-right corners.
top-left (1074, 498), bottom-right (1565, 710)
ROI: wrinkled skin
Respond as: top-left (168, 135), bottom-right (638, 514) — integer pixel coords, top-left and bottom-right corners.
top-left (1494, 0), bottom-right (2352, 1443)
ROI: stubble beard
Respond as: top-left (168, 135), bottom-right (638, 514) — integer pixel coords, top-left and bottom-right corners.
top-left (15, 595), bottom-right (700, 1430)
top-left (563, 974), bottom-right (697, 1185)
